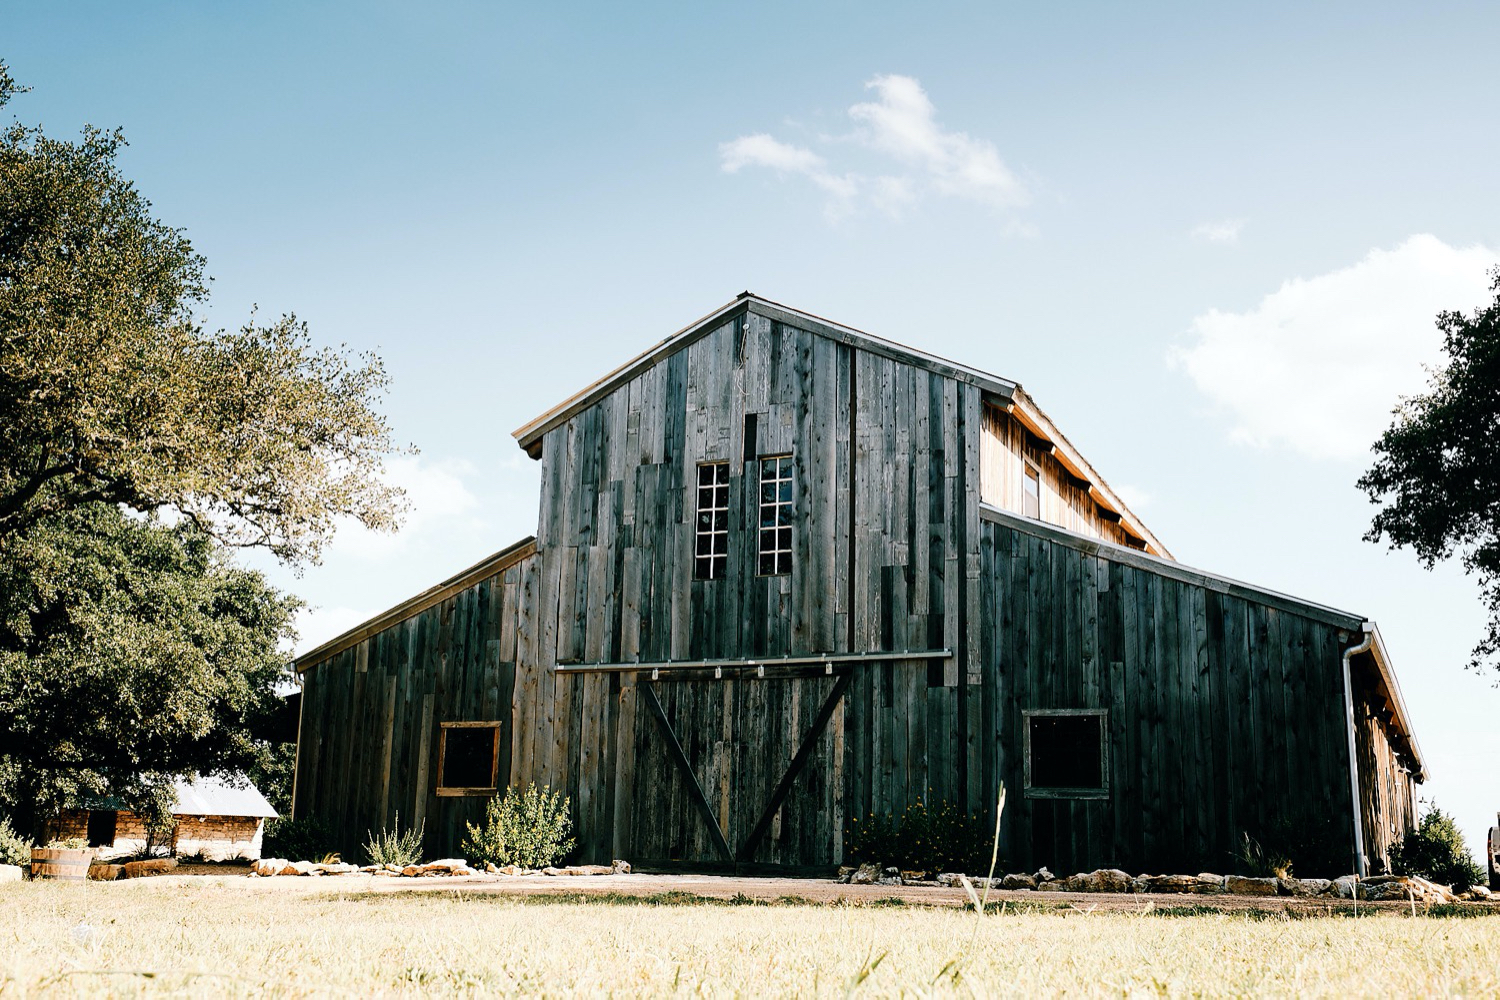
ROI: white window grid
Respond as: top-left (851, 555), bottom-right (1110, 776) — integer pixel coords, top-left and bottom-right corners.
top-left (758, 455), bottom-right (793, 576)
top-left (694, 463), bottom-right (730, 580)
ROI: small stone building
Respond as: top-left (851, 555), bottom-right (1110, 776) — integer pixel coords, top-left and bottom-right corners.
top-left (56, 776), bottom-right (279, 861)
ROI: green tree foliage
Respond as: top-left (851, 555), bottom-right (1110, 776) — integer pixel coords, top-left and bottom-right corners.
top-left (844, 799), bottom-right (993, 876)
top-left (463, 783), bottom-right (575, 869)
top-left (0, 503), bottom-right (298, 839)
top-left (1390, 805), bottom-right (1485, 891)
top-left (1359, 268), bottom-right (1500, 676)
top-left (0, 61), bottom-right (404, 564)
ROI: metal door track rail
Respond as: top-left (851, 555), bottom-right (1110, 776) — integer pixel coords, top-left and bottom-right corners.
top-left (555, 648), bottom-right (953, 678)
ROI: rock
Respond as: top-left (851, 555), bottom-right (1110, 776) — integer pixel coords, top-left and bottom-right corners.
top-left (561, 865), bottom-right (615, 876)
top-left (0, 864), bottom-right (22, 883)
top-left (1464, 885), bottom-right (1492, 900)
top-left (1195, 874), bottom-right (1226, 894)
top-left (451, 866), bottom-right (476, 877)
top-left (400, 865), bottom-right (421, 877)
top-left (876, 875), bottom-right (902, 885)
top-left (1037, 879), bottom-right (1067, 892)
top-left (121, 858), bottom-right (178, 879)
top-left (1075, 869), bottom-right (1133, 893)
top-left (253, 858), bottom-right (287, 877)
top-left (1224, 875), bottom-right (1278, 896)
top-left (1130, 876), bottom-right (1151, 894)
top-left (291, 861), bottom-right (320, 876)
top-left (1144, 874), bottom-right (1200, 894)
top-left (316, 862), bottom-right (359, 875)
top-left (849, 863), bottom-right (880, 885)
top-left (486, 862), bottom-right (502, 875)
top-left (88, 864), bottom-right (122, 881)
top-left (611, 860), bottom-right (631, 874)
top-left (1001, 873), bottom-right (1037, 891)
top-left (901, 871), bottom-right (928, 883)
top-left (1331, 875), bottom-right (1359, 899)
top-left (358, 865), bottom-right (381, 873)
top-left (1034, 867), bottom-right (1054, 882)
top-left (935, 873), bottom-right (959, 887)
top-left (542, 866), bottom-right (566, 876)
top-left (1278, 877), bottom-right (1330, 898)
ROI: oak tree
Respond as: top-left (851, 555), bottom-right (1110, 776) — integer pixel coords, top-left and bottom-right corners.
top-left (1359, 267), bottom-right (1500, 677)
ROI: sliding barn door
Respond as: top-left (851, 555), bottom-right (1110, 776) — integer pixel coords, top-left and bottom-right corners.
top-left (627, 669), bottom-right (850, 870)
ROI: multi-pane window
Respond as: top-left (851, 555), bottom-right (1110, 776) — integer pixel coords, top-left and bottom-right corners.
top-left (695, 463), bottom-right (730, 580)
top-left (758, 456), bottom-right (794, 575)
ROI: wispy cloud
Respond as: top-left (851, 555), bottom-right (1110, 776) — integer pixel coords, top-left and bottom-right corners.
top-left (1170, 234), bottom-right (1498, 461)
top-left (1191, 219), bottom-right (1245, 244)
top-left (719, 74), bottom-right (1027, 220)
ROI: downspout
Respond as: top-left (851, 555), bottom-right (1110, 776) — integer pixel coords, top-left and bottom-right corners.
top-left (1341, 624), bottom-right (1375, 877)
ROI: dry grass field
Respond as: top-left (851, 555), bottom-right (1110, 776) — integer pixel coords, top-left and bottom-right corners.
top-left (2, 877), bottom-right (1497, 997)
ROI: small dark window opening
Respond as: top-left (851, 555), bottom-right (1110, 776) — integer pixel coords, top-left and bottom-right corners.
top-left (87, 810), bottom-right (117, 848)
top-left (1025, 711), bottom-right (1107, 797)
top-left (1023, 463), bottom-right (1041, 519)
top-left (758, 455), bottom-right (794, 575)
top-left (438, 723), bottom-right (500, 795)
top-left (695, 463), bottom-right (730, 580)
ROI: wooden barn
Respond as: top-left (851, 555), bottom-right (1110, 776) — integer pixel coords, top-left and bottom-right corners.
top-left (292, 293), bottom-right (1425, 877)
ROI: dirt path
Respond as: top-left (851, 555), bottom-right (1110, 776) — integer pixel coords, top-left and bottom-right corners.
top-left (115, 869), bottom-right (1500, 915)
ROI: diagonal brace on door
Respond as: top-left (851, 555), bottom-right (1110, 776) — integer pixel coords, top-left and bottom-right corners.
top-left (736, 670), bottom-right (852, 862)
top-left (640, 680), bottom-right (735, 861)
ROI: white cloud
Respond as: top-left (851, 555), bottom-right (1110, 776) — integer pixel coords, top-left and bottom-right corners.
top-left (849, 75), bottom-right (1026, 209)
top-left (719, 74), bottom-right (1026, 220)
top-left (327, 454), bottom-right (484, 560)
top-left (1171, 235), bottom-right (1498, 461)
top-left (290, 604), bottom-right (379, 657)
top-left (1191, 219), bottom-right (1245, 244)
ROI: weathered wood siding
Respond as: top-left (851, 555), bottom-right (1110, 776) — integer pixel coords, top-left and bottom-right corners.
top-left (1350, 660), bottom-right (1418, 870)
top-left (293, 552), bottom-right (533, 856)
top-left (978, 509), bottom-right (1363, 875)
top-left (514, 311), bottom-right (986, 863)
top-left (980, 404), bottom-right (1137, 548)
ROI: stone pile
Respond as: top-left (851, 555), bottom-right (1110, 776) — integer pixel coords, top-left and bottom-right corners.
top-left (250, 857), bottom-right (633, 878)
top-left (903, 866), bottom-right (1488, 903)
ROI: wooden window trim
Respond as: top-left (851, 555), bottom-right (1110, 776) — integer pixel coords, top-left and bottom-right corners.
top-left (436, 721), bottom-right (501, 797)
top-left (1022, 459), bottom-right (1042, 521)
top-left (1022, 708), bottom-right (1109, 800)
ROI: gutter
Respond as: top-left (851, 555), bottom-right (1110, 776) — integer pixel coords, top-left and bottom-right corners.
top-left (1341, 624), bottom-right (1376, 877)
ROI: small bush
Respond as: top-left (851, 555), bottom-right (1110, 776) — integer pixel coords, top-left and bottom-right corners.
top-left (463, 783), bottom-right (574, 869)
top-left (1232, 815), bottom-right (1346, 879)
top-left (1391, 806), bottom-right (1484, 891)
top-left (44, 837), bottom-right (89, 850)
top-left (0, 817), bottom-right (34, 866)
top-left (364, 814), bottom-right (425, 868)
top-left (845, 799), bottom-right (992, 876)
top-left (262, 816), bottom-right (339, 862)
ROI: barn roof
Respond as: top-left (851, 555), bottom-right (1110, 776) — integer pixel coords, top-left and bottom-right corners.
top-left (512, 293), bottom-right (1168, 557)
top-left (294, 536), bottom-right (537, 672)
top-left (980, 503), bottom-right (1427, 778)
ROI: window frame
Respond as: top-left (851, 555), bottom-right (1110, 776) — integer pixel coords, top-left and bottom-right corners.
top-left (1022, 460), bottom-right (1042, 520)
top-left (1022, 708), bottom-right (1109, 800)
top-left (435, 721), bottom-right (502, 797)
top-left (756, 454), bottom-right (794, 576)
top-left (694, 462), bottom-right (731, 581)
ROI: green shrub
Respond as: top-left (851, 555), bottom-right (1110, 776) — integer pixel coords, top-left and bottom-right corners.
top-left (45, 837), bottom-right (88, 850)
top-left (462, 783), bottom-right (575, 869)
top-left (1232, 815), bottom-right (1347, 879)
top-left (364, 814), bottom-right (424, 868)
top-left (1390, 806), bottom-right (1484, 891)
top-left (845, 799), bottom-right (993, 876)
top-left (0, 817), bottom-right (34, 866)
top-left (262, 816), bottom-right (339, 862)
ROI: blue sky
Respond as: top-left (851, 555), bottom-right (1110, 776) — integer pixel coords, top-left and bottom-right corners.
top-left (8, 2), bottom-right (1498, 855)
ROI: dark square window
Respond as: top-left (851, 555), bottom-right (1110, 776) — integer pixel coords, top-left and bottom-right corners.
top-left (438, 723), bottom-right (500, 795)
top-left (1025, 711), bottom-right (1107, 798)
top-left (87, 810), bottom-right (118, 848)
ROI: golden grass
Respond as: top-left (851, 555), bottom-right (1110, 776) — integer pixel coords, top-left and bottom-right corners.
top-left (2, 877), bottom-right (1497, 997)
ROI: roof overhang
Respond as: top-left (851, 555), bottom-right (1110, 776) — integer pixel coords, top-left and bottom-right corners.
top-left (293, 536), bottom-right (537, 673)
top-left (1356, 622), bottom-right (1428, 781)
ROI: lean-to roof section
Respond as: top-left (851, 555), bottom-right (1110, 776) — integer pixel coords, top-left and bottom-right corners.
top-left (293, 536), bottom-right (536, 673)
top-left (512, 293), bottom-right (1163, 553)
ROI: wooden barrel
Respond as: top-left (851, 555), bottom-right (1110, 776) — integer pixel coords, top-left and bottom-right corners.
top-left (30, 848), bottom-right (96, 881)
